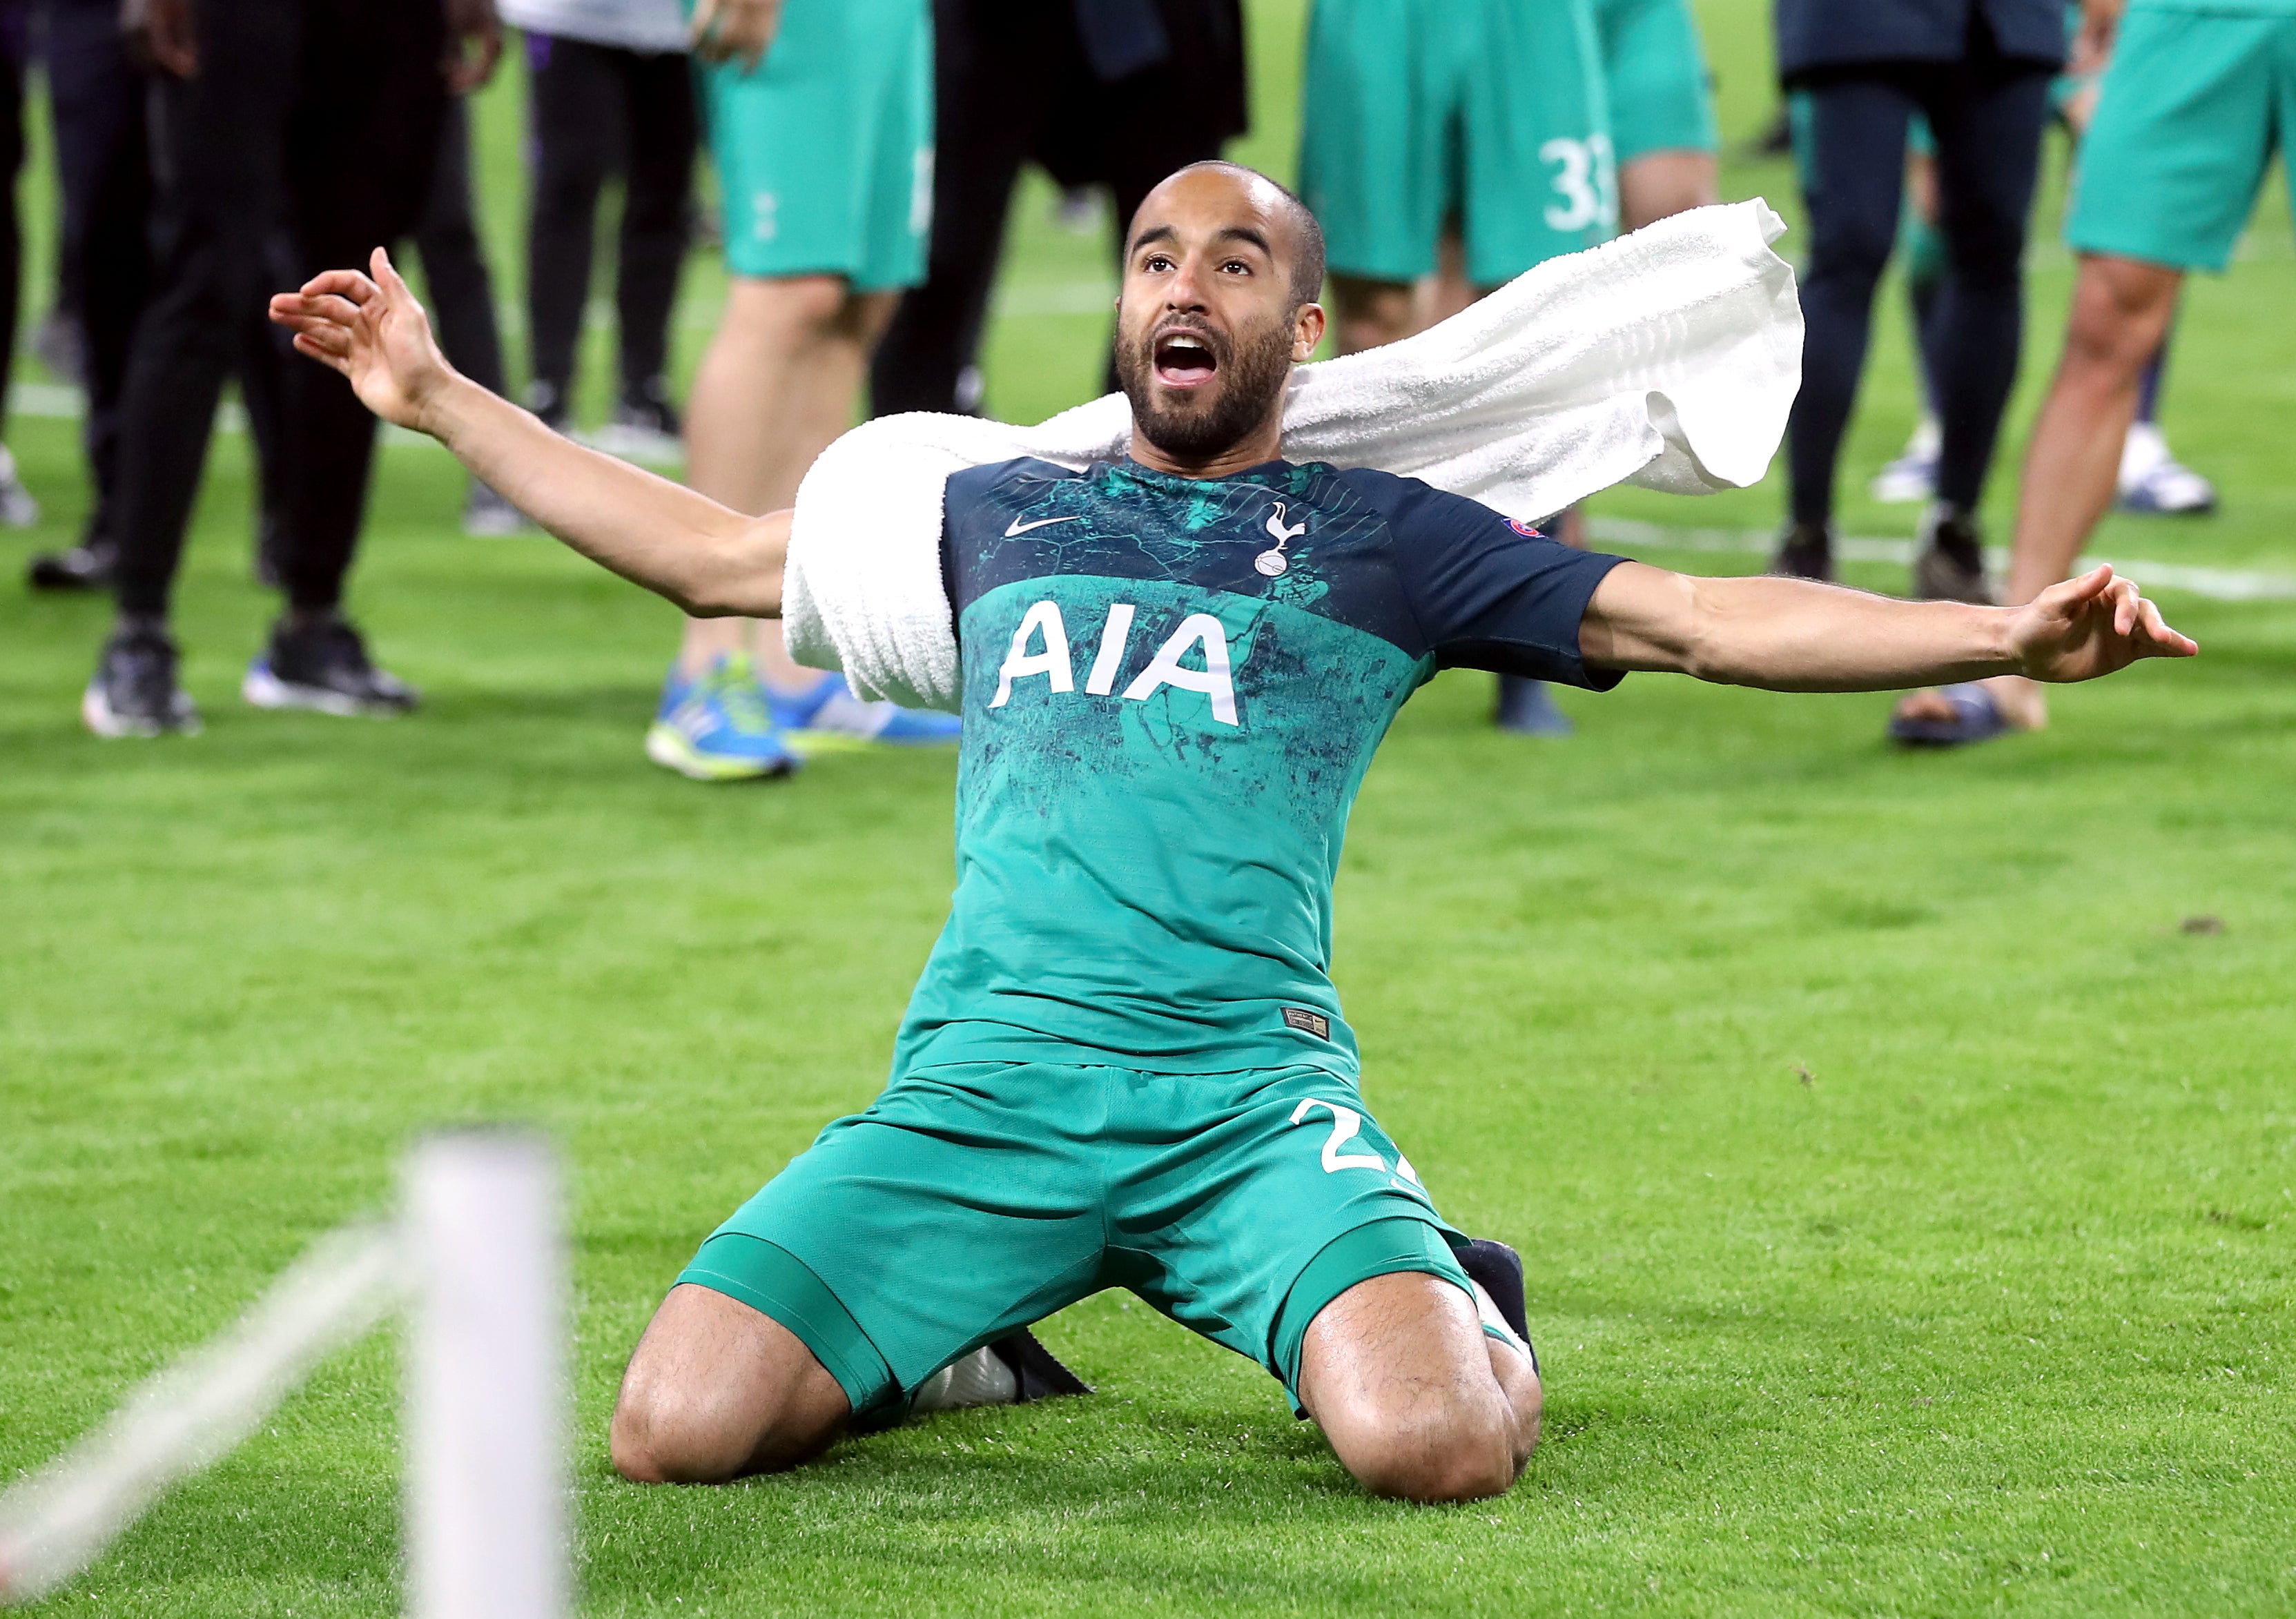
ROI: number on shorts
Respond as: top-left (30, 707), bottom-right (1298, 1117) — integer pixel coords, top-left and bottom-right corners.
top-left (1290, 1097), bottom-right (1388, 1174)
top-left (1539, 135), bottom-right (1616, 235)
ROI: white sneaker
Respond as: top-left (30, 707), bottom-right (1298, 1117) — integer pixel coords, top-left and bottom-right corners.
top-left (0, 443), bottom-right (41, 527)
top-left (1869, 416), bottom-right (1940, 504)
top-left (2117, 421), bottom-right (2216, 515)
top-left (461, 480), bottom-right (526, 537)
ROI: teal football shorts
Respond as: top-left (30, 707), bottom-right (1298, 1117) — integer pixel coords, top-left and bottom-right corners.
top-left (1593, 0), bottom-right (1718, 163)
top-left (2065, 5), bottom-right (2296, 273)
top-left (692, 0), bottom-right (933, 288)
top-left (1299, 0), bottom-right (1614, 286)
top-left (676, 1059), bottom-right (1477, 1420)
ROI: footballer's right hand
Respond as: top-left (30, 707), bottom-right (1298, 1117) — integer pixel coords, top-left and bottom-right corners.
top-left (268, 248), bottom-right (458, 436)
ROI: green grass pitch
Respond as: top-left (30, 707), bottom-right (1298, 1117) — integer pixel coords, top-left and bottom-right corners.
top-left (3, 1), bottom-right (2293, 1611)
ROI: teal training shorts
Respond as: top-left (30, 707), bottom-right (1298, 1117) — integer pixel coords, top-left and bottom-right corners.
top-left (1592, 0), bottom-right (1718, 164)
top-left (2065, 6), bottom-right (2296, 273)
top-left (692, 0), bottom-right (933, 288)
top-left (1299, 0), bottom-right (1614, 286)
top-left (677, 1059), bottom-right (1477, 1419)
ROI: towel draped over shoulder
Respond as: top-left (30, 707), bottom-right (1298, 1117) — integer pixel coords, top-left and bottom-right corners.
top-left (784, 198), bottom-right (1803, 712)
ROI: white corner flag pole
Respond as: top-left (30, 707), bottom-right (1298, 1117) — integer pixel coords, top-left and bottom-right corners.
top-left (0, 1221), bottom-right (410, 1605)
top-left (404, 1130), bottom-right (569, 1619)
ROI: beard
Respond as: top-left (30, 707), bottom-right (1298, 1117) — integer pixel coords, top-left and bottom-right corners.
top-left (1115, 311), bottom-right (1296, 463)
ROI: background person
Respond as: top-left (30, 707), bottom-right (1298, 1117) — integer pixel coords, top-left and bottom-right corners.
top-left (1596, 0), bottom-right (1720, 231)
top-left (1890, 0), bottom-right (2296, 744)
top-left (496, 0), bottom-right (694, 462)
top-left (645, 0), bottom-right (957, 783)
top-left (1769, 0), bottom-right (2064, 602)
top-left (1298, 0), bottom-right (1615, 736)
top-left (868, 0), bottom-right (1248, 416)
top-left (1869, 55), bottom-right (2219, 517)
top-left (27, 0), bottom-right (156, 591)
top-left (81, 0), bottom-right (498, 738)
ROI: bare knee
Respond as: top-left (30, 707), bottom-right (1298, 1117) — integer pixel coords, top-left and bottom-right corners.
top-left (728, 273), bottom-right (864, 346)
top-left (1329, 275), bottom-right (1417, 355)
top-left (1298, 1271), bottom-right (1540, 1503)
top-left (609, 1283), bottom-right (848, 1485)
top-left (610, 1379), bottom-right (766, 1485)
top-left (2062, 255), bottom-right (2181, 380)
top-left (1337, 1392), bottom-right (1522, 1503)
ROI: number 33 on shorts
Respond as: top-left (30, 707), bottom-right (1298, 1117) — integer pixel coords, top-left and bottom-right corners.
top-left (1291, 1096), bottom-right (1430, 1195)
top-left (1540, 133), bottom-right (1617, 235)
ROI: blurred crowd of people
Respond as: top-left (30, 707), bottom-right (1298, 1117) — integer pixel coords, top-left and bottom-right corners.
top-left (8, 0), bottom-right (2284, 758)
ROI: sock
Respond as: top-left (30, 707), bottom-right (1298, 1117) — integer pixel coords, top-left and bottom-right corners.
top-left (909, 1344), bottom-right (1018, 1413)
top-left (1470, 1279), bottom-right (1535, 1373)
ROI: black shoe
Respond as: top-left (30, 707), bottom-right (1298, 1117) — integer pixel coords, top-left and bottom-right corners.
top-left (84, 623), bottom-right (201, 737)
top-left (29, 538), bottom-right (117, 591)
top-left (1769, 520), bottom-right (1836, 582)
top-left (243, 614), bottom-right (418, 717)
top-left (1911, 504), bottom-right (1994, 603)
top-left (1495, 674), bottom-right (1573, 736)
top-left (987, 1327), bottom-right (1093, 1402)
top-left (1458, 1237), bottom-right (1539, 1376)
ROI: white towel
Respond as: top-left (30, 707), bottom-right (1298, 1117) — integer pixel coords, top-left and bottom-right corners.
top-left (785, 198), bottom-right (1802, 712)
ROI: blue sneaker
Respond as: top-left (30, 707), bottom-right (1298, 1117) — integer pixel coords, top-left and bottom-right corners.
top-left (1495, 675), bottom-right (1573, 736)
top-left (766, 672), bottom-right (962, 751)
top-left (644, 654), bottom-right (799, 781)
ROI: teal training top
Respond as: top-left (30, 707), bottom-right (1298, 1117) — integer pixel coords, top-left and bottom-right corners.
top-left (890, 456), bottom-right (1628, 1081)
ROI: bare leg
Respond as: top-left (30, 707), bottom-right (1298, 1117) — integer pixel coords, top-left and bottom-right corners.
top-left (1328, 273), bottom-right (1418, 357)
top-left (1894, 253), bottom-right (2181, 731)
top-left (1618, 150), bottom-right (1719, 233)
top-left (610, 1283), bottom-right (850, 1483)
top-left (1419, 230), bottom-right (1480, 332)
top-left (674, 278), bottom-right (901, 683)
top-left (1296, 1272), bottom-right (1540, 1502)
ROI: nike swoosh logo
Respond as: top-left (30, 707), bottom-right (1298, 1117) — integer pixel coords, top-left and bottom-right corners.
top-left (1005, 516), bottom-right (1083, 536)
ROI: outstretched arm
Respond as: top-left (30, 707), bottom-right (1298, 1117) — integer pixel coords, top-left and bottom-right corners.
top-left (268, 249), bottom-right (786, 618)
top-left (1580, 560), bottom-right (2196, 691)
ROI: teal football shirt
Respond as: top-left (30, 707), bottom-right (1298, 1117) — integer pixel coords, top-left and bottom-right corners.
top-left (889, 456), bottom-right (1628, 1081)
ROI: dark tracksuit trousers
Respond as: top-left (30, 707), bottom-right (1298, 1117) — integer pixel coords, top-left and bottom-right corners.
top-left (1787, 36), bottom-right (2052, 527)
top-left (416, 95), bottom-right (509, 400)
top-left (522, 32), bottom-right (694, 412)
top-left (46, 0), bottom-right (153, 550)
top-left (110, 0), bottom-right (445, 619)
top-left (870, 0), bottom-right (1245, 415)
top-left (0, 3), bottom-right (27, 452)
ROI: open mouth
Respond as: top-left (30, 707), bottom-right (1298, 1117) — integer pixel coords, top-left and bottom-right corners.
top-left (1153, 329), bottom-right (1220, 389)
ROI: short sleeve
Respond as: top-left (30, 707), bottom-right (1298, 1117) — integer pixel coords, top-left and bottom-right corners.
top-left (1370, 476), bottom-right (1630, 690)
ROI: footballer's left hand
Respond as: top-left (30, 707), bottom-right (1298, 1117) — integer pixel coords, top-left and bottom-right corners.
top-left (2011, 564), bottom-right (2197, 683)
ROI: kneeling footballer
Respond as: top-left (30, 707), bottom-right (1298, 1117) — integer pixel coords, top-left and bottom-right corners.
top-left (272, 162), bottom-right (2194, 1502)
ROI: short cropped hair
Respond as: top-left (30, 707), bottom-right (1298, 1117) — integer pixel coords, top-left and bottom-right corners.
top-left (1142, 161), bottom-right (1327, 311)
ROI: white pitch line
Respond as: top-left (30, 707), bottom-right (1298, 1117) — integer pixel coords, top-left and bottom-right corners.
top-left (1584, 516), bottom-right (2296, 603)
